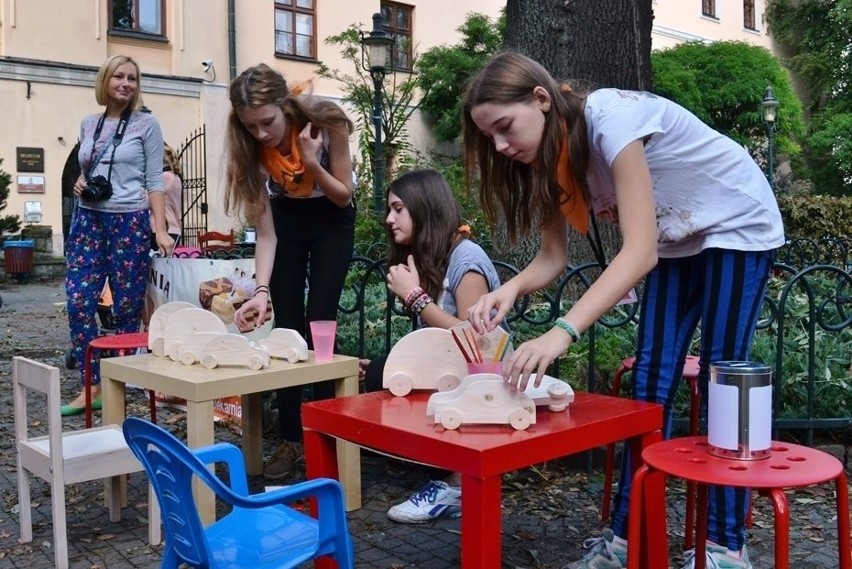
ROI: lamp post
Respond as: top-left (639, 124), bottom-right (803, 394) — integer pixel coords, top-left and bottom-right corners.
top-left (360, 13), bottom-right (395, 214)
top-left (761, 85), bottom-right (779, 193)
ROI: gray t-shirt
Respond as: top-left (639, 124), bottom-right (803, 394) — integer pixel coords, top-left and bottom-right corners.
top-left (77, 110), bottom-right (164, 213)
top-left (416, 238), bottom-right (502, 328)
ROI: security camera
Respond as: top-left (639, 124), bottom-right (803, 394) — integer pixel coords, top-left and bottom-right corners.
top-left (202, 59), bottom-right (213, 70)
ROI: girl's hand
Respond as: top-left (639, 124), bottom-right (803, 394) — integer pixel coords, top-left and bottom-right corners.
top-left (298, 122), bottom-right (323, 167)
top-left (387, 255), bottom-right (421, 300)
top-left (502, 327), bottom-right (572, 391)
top-left (234, 295), bottom-right (269, 331)
top-left (467, 286), bottom-right (517, 334)
top-left (155, 231), bottom-right (175, 257)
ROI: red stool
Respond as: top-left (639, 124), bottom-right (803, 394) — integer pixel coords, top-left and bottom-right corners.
top-left (602, 355), bottom-right (701, 534)
top-left (626, 436), bottom-right (852, 569)
top-left (84, 331), bottom-right (157, 428)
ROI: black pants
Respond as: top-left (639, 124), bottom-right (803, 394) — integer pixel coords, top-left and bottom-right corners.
top-left (269, 196), bottom-right (355, 441)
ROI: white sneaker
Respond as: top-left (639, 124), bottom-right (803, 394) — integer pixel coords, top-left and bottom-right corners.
top-left (386, 480), bottom-right (461, 523)
top-left (681, 542), bottom-right (751, 569)
top-left (563, 529), bottom-right (627, 568)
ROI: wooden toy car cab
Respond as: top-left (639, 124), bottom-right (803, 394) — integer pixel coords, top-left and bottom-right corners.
top-left (256, 328), bottom-right (309, 363)
top-left (426, 375), bottom-right (537, 430)
top-left (190, 333), bottom-right (271, 370)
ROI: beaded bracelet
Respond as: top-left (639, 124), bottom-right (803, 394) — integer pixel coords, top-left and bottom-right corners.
top-left (554, 317), bottom-right (581, 343)
top-left (403, 287), bottom-right (425, 310)
top-left (412, 294), bottom-right (433, 316)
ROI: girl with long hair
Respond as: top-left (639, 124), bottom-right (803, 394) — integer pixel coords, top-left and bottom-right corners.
top-left (226, 63), bottom-right (356, 479)
top-left (462, 51), bottom-right (782, 569)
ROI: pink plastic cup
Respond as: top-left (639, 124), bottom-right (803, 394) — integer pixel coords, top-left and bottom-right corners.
top-left (310, 320), bottom-right (337, 362)
top-left (466, 361), bottom-right (503, 375)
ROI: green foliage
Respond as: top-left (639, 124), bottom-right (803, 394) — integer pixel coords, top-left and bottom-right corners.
top-left (802, 106), bottom-right (852, 196)
top-left (416, 12), bottom-right (505, 142)
top-left (750, 273), bottom-right (852, 429)
top-left (316, 22), bottom-right (419, 192)
top-left (766, 0), bottom-right (852, 195)
top-left (776, 194), bottom-right (852, 240)
top-left (337, 281), bottom-right (411, 359)
top-left (651, 41), bottom-right (804, 156)
top-left (0, 158), bottom-right (22, 239)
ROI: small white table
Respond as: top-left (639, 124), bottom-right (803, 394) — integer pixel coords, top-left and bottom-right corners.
top-left (101, 352), bottom-right (361, 523)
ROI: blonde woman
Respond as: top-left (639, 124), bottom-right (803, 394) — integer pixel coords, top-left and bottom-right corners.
top-left (63, 55), bottom-right (174, 415)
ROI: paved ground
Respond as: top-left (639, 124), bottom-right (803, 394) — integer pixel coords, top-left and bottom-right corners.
top-left (0, 278), bottom-right (849, 568)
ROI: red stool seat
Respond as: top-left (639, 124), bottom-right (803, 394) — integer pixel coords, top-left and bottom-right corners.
top-left (84, 331), bottom-right (157, 428)
top-left (602, 355), bottom-right (701, 532)
top-left (626, 436), bottom-right (851, 569)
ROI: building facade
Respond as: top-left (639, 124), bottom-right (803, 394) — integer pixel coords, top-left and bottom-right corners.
top-left (0, 0), bottom-right (772, 255)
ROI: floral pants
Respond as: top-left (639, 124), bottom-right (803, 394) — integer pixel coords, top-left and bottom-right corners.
top-left (65, 207), bottom-right (151, 386)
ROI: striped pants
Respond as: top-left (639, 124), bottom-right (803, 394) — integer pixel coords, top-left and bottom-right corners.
top-left (610, 248), bottom-right (774, 551)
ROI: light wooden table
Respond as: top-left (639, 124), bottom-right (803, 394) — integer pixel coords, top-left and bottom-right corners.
top-left (101, 352), bottom-right (361, 523)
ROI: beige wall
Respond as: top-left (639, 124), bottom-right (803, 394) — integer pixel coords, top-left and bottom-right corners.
top-left (0, 0), bottom-right (504, 253)
top-left (2, 0), bottom-right (776, 254)
top-left (652, 0), bottom-right (773, 51)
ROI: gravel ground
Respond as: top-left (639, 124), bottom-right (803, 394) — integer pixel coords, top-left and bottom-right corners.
top-left (0, 277), bottom-right (849, 568)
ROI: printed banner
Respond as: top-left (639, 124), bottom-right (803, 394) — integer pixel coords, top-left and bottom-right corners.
top-left (146, 257), bottom-right (275, 429)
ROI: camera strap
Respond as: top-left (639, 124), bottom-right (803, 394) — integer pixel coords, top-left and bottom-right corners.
top-left (87, 107), bottom-right (132, 182)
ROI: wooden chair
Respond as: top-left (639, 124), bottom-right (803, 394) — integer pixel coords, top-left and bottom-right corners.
top-left (13, 357), bottom-right (159, 569)
top-left (197, 229), bottom-right (235, 253)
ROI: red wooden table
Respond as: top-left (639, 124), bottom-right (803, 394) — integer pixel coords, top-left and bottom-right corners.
top-left (302, 390), bottom-right (663, 568)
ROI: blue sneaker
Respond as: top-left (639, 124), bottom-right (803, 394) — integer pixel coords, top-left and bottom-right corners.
top-left (563, 529), bottom-right (627, 568)
top-left (386, 480), bottom-right (461, 523)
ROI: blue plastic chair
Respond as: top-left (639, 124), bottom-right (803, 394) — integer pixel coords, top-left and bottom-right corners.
top-left (122, 417), bottom-right (354, 568)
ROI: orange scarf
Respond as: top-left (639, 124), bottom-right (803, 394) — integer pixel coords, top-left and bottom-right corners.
top-left (259, 78), bottom-right (316, 197)
top-left (555, 129), bottom-right (589, 234)
top-left (260, 128), bottom-right (316, 197)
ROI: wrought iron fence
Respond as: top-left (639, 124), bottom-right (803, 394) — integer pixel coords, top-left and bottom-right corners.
top-left (174, 245), bottom-right (851, 442)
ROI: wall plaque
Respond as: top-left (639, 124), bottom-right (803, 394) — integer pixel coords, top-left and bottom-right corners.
top-left (17, 147), bottom-right (45, 173)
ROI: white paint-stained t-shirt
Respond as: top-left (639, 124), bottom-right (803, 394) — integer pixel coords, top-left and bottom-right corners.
top-left (583, 89), bottom-right (785, 258)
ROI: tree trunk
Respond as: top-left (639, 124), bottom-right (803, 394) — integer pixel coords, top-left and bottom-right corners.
top-left (500, 0), bottom-right (655, 266)
top-left (504, 0), bottom-right (654, 90)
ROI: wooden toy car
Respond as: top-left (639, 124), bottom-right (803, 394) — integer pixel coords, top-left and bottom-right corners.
top-left (383, 328), bottom-right (469, 396)
top-left (256, 328), bottom-right (309, 363)
top-left (147, 301), bottom-right (197, 356)
top-left (177, 332), bottom-right (228, 366)
top-left (426, 375), bottom-right (537, 431)
top-left (191, 333), bottom-right (271, 370)
top-left (523, 374), bottom-right (574, 412)
top-left (161, 308), bottom-right (228, 361)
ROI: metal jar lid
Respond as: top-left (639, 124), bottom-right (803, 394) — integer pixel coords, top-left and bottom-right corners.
top-left (709, 361), bottom-right (772, 375)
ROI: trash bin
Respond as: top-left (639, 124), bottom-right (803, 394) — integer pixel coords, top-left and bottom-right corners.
top-left (707, 360), bottom-right (773, 460)
top-left (4, 239), bottom-right (35, 278)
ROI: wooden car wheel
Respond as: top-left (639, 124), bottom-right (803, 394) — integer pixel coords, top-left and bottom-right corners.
top-left (435, 374), bottom-right (460, 392)
top-left (388, 373), bottom-right (413, 397)
top-left (440, 409), bottom-right (462, 430)
top-left (201, 354), bottom-right (219, 369)
top-left (548, 382), bottom-right (570, 412)
top-left (284, 349), bottom-right (299, 363)
top-left (248, 354), bottom-right (264, 370)
top-left (152, 338), bottom-right (166, 357)
top-left (509, 408), bottom-right (532, 431)
top-left (180, 352), bottom-right (196, 366)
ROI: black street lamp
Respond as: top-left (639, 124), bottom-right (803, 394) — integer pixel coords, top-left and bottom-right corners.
top-left (761, 85), bottom-right (779, 193)
top-left (360, 13), bottom-right (395, 214)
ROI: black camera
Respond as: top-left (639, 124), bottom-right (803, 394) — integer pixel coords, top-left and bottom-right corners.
top-left (82, 175), bottom-right (113, 201)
